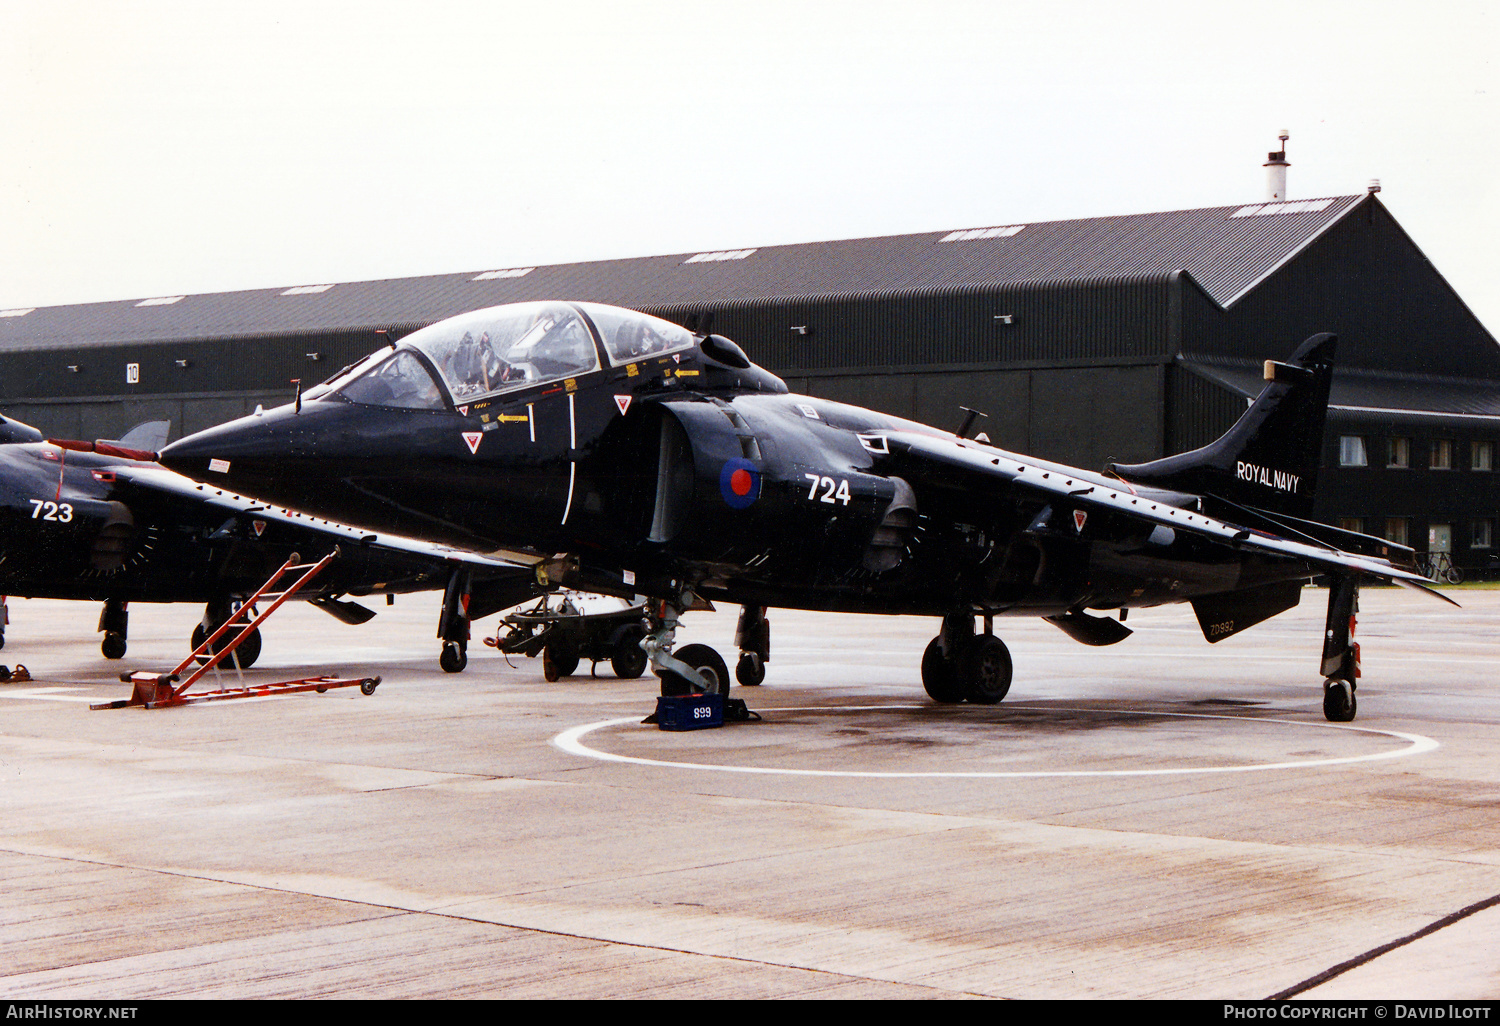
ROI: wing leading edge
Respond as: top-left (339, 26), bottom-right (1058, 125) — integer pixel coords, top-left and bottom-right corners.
top-left (879, 431), bottom-right (1457, 605)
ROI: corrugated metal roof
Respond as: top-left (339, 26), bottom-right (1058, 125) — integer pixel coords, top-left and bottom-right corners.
top-left (1182, 357), bottom-right (1500, 419)
top-left (0, 195), bottom-right (1366, 352)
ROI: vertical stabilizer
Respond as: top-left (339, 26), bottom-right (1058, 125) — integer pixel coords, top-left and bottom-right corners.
top-left (1107, 333), bottom-right (1336, 516)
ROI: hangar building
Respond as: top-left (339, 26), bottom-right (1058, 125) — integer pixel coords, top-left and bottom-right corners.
top-left (2, 190), bottom-right (1497, 574)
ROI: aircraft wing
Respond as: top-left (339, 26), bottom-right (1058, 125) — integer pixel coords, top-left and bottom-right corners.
top-left (111, 464), bottom-right (528, 572)
top-left (879, 431), bottom-right (1458, 605)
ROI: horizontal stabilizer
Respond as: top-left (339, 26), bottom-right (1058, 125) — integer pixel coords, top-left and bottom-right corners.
top-left (1389, 575), bottom-right (1461, 607)
top-left (1109, 333), bottom-right (1336, 517)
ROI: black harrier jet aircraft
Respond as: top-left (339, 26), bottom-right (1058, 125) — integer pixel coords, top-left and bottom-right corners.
top-left (158, 301), bottom-right (1447, 721)
top-left (0, 414), bottom-right (535, 667)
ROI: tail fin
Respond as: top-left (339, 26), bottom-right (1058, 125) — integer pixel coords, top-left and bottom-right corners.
top-left (1107, 333), bottom-right (1335, 517)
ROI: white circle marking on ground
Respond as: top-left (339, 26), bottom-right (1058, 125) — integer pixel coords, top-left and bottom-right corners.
top-left (552, 705), bottom-right (1440, 778)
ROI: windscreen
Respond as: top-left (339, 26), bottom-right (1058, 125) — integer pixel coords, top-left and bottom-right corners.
top-left (403, 302), bottom-right (601, 402)
top-left (337, 350), bottom-right (446, 410)
top-left (576, 303), bottom-right (696, 366)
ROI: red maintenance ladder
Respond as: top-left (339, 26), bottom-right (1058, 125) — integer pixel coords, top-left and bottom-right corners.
top-left (92, 550), bottom-right (380, 710)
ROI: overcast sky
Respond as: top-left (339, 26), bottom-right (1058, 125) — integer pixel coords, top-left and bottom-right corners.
top-left (3, 0), bottom-right (1497, 336)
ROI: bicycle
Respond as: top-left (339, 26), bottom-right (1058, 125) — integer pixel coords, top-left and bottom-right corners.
top-left (1417, 551), bottom-right (1464, 585)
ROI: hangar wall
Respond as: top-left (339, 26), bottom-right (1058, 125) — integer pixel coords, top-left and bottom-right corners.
top-left (3, 193), bottom-right (1497, 576)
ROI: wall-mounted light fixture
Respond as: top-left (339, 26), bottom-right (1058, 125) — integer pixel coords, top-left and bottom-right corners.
top-left (305, 352), bottom-right (323, 362)
top-left (994, 314), bottom-right (1015, 325)
top-left (66, 365), bottom-right (81, 374)
top-left (790, 325), bottom-right (813, 336)
top-left (175, 359), bottom-right (192, 368)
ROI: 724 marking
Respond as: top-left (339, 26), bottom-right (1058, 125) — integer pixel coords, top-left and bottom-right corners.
top-left (804, 474), bottom-right (851, 505)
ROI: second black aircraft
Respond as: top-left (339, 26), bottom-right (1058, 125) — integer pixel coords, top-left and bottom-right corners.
top-left (159, 301), bottom-right (1445, 721)
top-left (0, 414), bottom-right (535, 667)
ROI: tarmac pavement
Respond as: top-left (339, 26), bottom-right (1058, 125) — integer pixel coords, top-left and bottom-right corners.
top-left (0, 587), bottom-right (1496, 999)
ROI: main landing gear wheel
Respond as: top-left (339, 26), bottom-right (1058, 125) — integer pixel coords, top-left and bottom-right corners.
top-left (961, 635), bottom-right (1012, 705)
top-left (610, 625), bottom-right (648, 679)
top-left (660, 643), bottom-right (730, 697)
top-left (191, 623), bottom-right (262, 669)
top-left (439, 640), bottom-right (467, 673)
top-left (101, 632), bottom-right (127, 660)
top-left (736, 652), bottom-right (766, 687)
top-left (1323, 678), bottom-right (1357, 722)
top-left (922, 633), bottom-right (1012, 704)
top-left (921, 637), bottom-right (966, 704)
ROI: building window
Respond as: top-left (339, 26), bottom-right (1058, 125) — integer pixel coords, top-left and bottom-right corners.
top-left (1473, 441), bottom-right (1494, 471)
top-left (1387, 437), bottom-right (1409, 468)
top-left (1338, 517), bottom-right (1365, 534)
top-left (1340, 436), bottom-right (1368, 467)
top-left (1475, 519), bottom-right (1494, 549)
top-left (1431, 439), bottom-right (1454, 470)
top-left (1384, 518), bottom-right (1410, 546)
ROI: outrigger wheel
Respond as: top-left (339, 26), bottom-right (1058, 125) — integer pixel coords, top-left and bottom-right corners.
top-left (736, 652), bottom-right (766, 687)
top-left (1320, 576), bottom-right (1360, 722)
top-left (439, 640), bottom-right (467, 673)
top-left (1323, 678), bottom-right (1357, 723)
top-left (101, 632), bottom-right (127, 660)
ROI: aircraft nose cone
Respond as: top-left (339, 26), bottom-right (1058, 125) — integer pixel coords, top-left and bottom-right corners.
top-left (160, 407), bottom-right (310, 494)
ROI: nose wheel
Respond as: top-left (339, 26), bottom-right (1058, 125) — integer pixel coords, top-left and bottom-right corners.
top-left (191, 620), bottom-right (262, 669)
top-left (662, 644), bottom-right (730, 697)
top-left (643, 595), bottom-right (731, 697)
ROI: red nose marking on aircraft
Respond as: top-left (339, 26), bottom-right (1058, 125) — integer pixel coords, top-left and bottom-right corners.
top-left (731, 468), bottom-right (753, 496)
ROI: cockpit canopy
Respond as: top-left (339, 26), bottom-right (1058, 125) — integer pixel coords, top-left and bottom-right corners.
top-left (313, 301), bottom-right (699, 410)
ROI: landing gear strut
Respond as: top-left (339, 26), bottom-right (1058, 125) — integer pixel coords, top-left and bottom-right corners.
top-left (1320, 575), bottom-right (1359, 722)
top-left (735, 605), bottom-right (769, 686)
top-left (437, 566), bottom-right (471, 673)
top-left (922, 611), bottom-right (1012, 705)
top-left (99, 598), bottom-right (128, 660)
top-left (644, 594), bottom-right (730, 697)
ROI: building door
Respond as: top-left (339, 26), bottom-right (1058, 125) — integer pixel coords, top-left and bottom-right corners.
top-left (1428, 523), bottom-right (1452, 553)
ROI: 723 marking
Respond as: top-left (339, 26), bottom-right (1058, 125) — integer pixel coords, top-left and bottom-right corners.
top-left (29, 499), bottom-right (74, 522)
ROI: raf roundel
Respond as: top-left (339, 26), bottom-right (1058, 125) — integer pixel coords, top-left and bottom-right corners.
top-left (719, 458), bottom-right (761, 509)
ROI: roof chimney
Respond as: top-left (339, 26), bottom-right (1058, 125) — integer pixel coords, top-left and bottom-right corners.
top-left (1263, 129), bottom-right (1290, 202)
